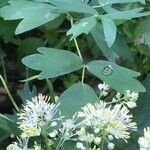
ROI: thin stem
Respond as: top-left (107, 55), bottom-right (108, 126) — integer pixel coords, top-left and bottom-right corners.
top-left (73, 38), bottom-right (83, 60)
top-left (92, 5), bottom-right (102, 8)
top-left (0, 51), bottom-right (7, 83)
top-left (68, 14), bottom-right (83, 60)
top-left (0, 75), bottom-right (20, 112)
top-left (25, 67), bottom-right (29, 79)
top-left (56, 138), bottom-right (65, 150)
top-left (46, 79), bottom-right (55, 103)
top-left (81, 66), bottom-right (86, 84)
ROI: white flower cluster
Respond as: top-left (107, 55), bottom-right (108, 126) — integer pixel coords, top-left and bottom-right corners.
top-left (17, 94), bottom-right (59, 138)
top-left (49, 114), bottom-right (80, 141)
top-left (98, 82), bottom-right (110, 97)
top-left (59, 114), bottom-right (81, 140)
top-left (138, 127), bottom-right (150, 150)
top-left (6, 91), bottom-right (138, 150)
top-left (6, 138), bottom-right (28, 150)
top-left (112, 90), bottom-right (139, 109)
top-left (76, 101), bottom-right (137, 149)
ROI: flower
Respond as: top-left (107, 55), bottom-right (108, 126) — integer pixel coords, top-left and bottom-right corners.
top-left (98, 82), bottom-right (110, 97)
top-left (107, 142), bottom-right (115, 150)
top-left (112, 90), bottom-right (139, 109)
top-left (76, 142), bottom-right (86, 150)
top-left (28, 142), bottom-right (43, 150)
top-left (17, 94), bottom-right (59, 138)
top-left (138, 127), bottom-right (150, 150)
top-left (6, 138), bottom-right (28, 150)
top-left (59, 114), bottom-right (81, 140)
top-left (77, 101), bottom-right (137, 147)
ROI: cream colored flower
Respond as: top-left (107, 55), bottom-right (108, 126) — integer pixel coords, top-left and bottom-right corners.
top-left (138, 127), bottom-right (150, 150)
top-left (18, 94), bottom-right (59, 138)
top-left (6, 138), bottom-right (28, 150)
top-left (112, 90), bottom-right (139, 109)
top-left (98, 82), bottom-right (110, 97)
top-left (78, 101), bottom-right (137, 142)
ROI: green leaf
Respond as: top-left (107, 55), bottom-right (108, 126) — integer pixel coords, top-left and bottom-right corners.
top-left (61, 140), bottom-right (76, 150)
top-left (0, 0), bottom-right (9, 8)
top-left (48, 0), bottom-right (97, 15)
top-left (134, 17), bottom-right (150, 47)
top-left (17, 37), bottom-right (45, 67)
top-left (67, 16), bottom-right (97, 40)
top-left (91, 23), bottom-right (115, 62)
top-left (0, 0), bottom-right (59, 34)
top-left (91, 23), bottom-right (133, 62)
top-left (105, 8), bottom-right (144, 20)
top-left (112, 34), bottom-right (133, 62)
top-left (22, 47), bottom-right (83, 79)
top-left (101, 16), bottom-right (117, 47)
top-left (59, 82), bottom-right (98, 118)
top-left (17, 82), bottom-right (37, 105)
top-left (135, 17), bottom-right (150, 36)
top-left (0, 129), bottom-right (10, 143)
top-left (117, 75), bottom-right (150, 150)
top-left (87, 60), bottom-right (145, 93)
top-left (98, 0), bottom-right (145, 5)
top-left (0, 114), bottom-right (20, 135)
top-left (0, 17), bottom-right (18, 42)
top-left (134, 74), bottom-right (150, 130)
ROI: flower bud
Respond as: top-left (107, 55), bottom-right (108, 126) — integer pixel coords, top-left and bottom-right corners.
top-left (107, 143), bottom-right (115, 150)
top-left (94, 137), bottom-right (101, 145)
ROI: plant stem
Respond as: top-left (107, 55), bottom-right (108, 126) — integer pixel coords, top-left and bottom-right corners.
top-left (0, 47), bottom-right (7, 83)
top-left (56, 138), bottom-right (65, 150)
top-left (0, 52), bottom-right (7, 83)
top-left (81, 66), bottom-right (86, 84)
top-left (73, 38), bottom-right (83, 60)
top-left (68, 14), bottom-right (83, 60)
top-left (0, 75), bottom-right (20, 112)
top-left (46, 79), bottom-right (55, 103)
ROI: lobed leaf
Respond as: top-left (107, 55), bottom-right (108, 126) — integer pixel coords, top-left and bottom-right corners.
top-left (0, 0), bottom-right (59, 34)
top-left (87, 60), bottom-right (145, 93)
top-left (22, 47), bottom-right (83, 79)
top-left (47, 0), bottom-right (97, 15)
top-left (67, 16), bottom-right (97, 40)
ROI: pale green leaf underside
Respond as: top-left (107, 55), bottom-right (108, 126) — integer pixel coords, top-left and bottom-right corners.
top-left (0, 0), bottom-right (59, 34)
top-left (22, 47), bottom-right (83, 79)
top-left (67, 16), bottom-right (97, 40)
top-left (87, 60), bottom-right (145, 93)
top-left (101, 16), bottom-right (117, 47)
top-left (98, 0), bottom-right (145, 5)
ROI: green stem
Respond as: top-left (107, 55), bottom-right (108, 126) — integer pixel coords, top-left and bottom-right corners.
top-left (68, 14), bottom-right (83, 60)
top-left (0, 52), bottom-right (7, 83)
top-left (56, 138), bottom-right (65, 150)
top-left (46, 79), bottom-right (55, 103)
top-left (0, 47), bottom-right (7, 83)
top-left (73, 38), bottom-right (83, 60)
top-left (81, 66), bottom-right (86, 84)
top-left (107, 97), bottom-right (125, 105)
top-left (0, 75), bottom-right (20, 112)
